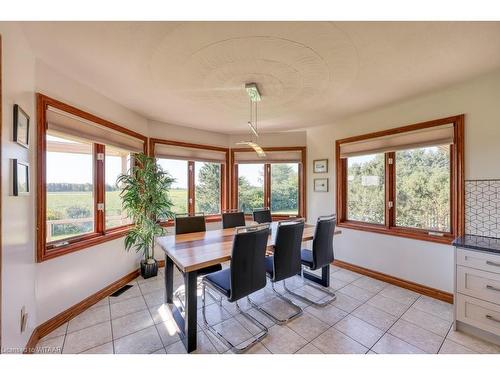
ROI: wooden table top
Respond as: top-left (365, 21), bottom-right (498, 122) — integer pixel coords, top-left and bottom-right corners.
top-left (156, 222), bottom-right (341, 273)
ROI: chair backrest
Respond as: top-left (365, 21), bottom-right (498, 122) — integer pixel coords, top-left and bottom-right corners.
top-left (272, 219), bottom-right (305, 282)
top-left (253, 208), bottom-right (272, 224)
top-left (222, 211), bottom-right (246, 229)
top-left (229, 224), bottom-right (270, 302)
top-left (312, 214), bottom-right (336, 269)
top-left (175, 214), bottom-right (206, 235)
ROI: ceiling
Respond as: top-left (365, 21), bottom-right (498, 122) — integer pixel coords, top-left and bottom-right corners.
top-left (21, 21), bottom-right (500, 134)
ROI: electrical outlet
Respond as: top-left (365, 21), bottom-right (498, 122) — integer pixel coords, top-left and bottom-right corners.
top-left (20, 306), bottom-right (28, 333)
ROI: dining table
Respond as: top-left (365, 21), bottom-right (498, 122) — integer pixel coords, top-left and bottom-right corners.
top-left (156, 222), bottom-right (341, 353)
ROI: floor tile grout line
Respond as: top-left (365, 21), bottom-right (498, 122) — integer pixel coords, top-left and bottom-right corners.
top-left (108, 296), bottom-right (115, 354)
top-left (435, 321), bottom-right (454, 354)
top-left (366, 294), bottom-right (448, 354)
top-left (290, 273), bottom-right (363, 354)
top-left (139, 280), bottom-right (169, 354)
top-left (367, 294), bottom-right (420, 353)
top-left (59, 321), bottom-right (70, 354)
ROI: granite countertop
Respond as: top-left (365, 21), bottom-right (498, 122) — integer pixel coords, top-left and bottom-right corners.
top-left (453, 234), bottom-right (500, 255)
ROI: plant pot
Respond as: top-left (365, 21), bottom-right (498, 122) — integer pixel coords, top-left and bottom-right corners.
top-left (140, 258), bottom-right (158, 279)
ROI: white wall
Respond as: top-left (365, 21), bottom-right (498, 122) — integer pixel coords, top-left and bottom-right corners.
top-left (307, 68), bottom-right (500, 293)
top-left (1, 23), bottom-right (38, 351)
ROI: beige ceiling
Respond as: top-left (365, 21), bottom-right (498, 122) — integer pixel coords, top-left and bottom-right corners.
top-left (21, 21), bottom-right (500, 134)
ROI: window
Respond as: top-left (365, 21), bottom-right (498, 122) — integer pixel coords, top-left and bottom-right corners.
top-left (156, 159), bottom-right (188, 215)
top-left (105, 146), bottom-right (133, 229)
top-left (195, 161), bottom-right (221, 215)
top-left (238, 164), bottom-right (265, 213)
top-left (336, 115), bottom-right (464, 244)
top-left (271, 163), bottom-right (299, 216)
top-left (347, 154), bottom-right (385, 224)
top-left (232, 148), bottom-right (306, 218)
top-left (395, 146), bottom-right (450, 232)
top-left (150, 139), bottom-right (228, 220)
top-left (37, 94), bottom-right (147, 262)
top-left (46, 134), bottom-right (94, 242)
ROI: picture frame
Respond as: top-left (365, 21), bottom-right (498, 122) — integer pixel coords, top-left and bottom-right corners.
top-left (13, 159), bottom-right (30, 196)
top-left (314, 178), bottom-right (329, 192)
top-left (13, 104), bottom-right (30, 148)
top-left (313, 159), bottom-right (328, 173)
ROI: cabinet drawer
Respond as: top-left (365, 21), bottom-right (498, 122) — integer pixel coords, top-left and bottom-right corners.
top-left (457, 248), bottom-right (500, 274)
top-left (456, 294), bottom-right (500, 337)
top-left (457, 266), bottom-right (500, 304)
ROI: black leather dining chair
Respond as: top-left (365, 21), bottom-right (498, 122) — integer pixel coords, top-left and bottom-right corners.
top-left (284, 214), bottom-right (337, 307)
top-left (222, 211), bottom-right (246, 229)
top-left (253, 208), bottom-right (272, 224)
top-left (175, 214), bottom-right (206, 234)
top-left (173, 213), bottom-right (222, 309)
top-left (248, 219), bottom-right (305, 324)
top-left (202, 224), bottom-right (270, 353)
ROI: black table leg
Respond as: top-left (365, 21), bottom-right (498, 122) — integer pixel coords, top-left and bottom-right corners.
top-left (165, 254), bottom-right (174, 304)
top-left (170, 270), bottom-right (198, 353)
top-left (303, 264), bottom-right (330, 287)
top-left (183, 271), bottom-right (198, 352)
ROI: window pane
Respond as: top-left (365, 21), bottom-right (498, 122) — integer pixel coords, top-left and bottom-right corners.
top-left (195, 162), bottom-right (221, 215)
top-left (238, 164), bottom-right (264, 214)
top-left (156, 158), bottom-right (188, 215)
top-left (347, 153), bottom-right (385, 224)
top-left (396, 146), bottom-right (450, 232)
top-left (46, 133), bottom-right (94, 242)
top-left (105, 146), bottom-right (132, 229)
top-left (271, 163), bottom-right (299, 215)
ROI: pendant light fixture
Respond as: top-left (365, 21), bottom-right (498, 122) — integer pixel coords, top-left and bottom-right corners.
top-left (237, 83), bottom-right (266, 158)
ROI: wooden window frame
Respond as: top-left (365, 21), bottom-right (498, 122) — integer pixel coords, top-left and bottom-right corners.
top-left (149, 138), bottom-right (230, 226)
top-left (230, 146), bottom-right (307, 220)
top-left (335, 115), bottom-right (465, 244)
top-left (36, 94), bottom-right (148, 262)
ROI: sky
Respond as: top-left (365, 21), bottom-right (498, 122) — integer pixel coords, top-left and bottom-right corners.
top-left (46, 153), bottom-right (128, 185)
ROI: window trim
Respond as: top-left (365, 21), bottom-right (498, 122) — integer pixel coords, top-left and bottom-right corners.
top-left (335, 115), bottom-right (464, 244)
top-left (149, 138), bottom-right (230, 225)
top-left (37, 93), bottom-right (148, 262)
top-left (230, 146), bottom-right (307, 219)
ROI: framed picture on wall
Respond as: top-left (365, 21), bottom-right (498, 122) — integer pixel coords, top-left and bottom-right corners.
top-left (314, 178), bottom-right (329, 192)
top-left (313, 159), bottom-right (328, 173)
top-left (13, 104), bottom-right (30, 148)
top-left (13, 159), bottom-right (30, 196)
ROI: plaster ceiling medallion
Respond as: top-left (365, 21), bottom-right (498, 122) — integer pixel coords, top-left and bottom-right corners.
top-left (149, 22), bottom-right (358, 129)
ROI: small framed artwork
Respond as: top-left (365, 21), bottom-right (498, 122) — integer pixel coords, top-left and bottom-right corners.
top-left (13, 104), bottom-right (30, 148)
top-left (313, 159), bottom-right (328, 173)
top-left (13, 159), bottom-right (30, 196)
top-left (314, 178), bottom-right (329, 192)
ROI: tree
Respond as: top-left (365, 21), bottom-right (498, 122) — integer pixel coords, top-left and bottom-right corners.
top-left (195, 163), bottom-right (221, 214)
top-left (347, 147), bottom-right (450, 231)
top-left (238, 175), bottom-right (264, 213)
top-left (270, 164), bottom-right (298, 213)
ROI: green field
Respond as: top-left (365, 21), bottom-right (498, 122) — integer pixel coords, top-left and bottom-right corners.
top-left (47, 189), bottom-right (189, 217)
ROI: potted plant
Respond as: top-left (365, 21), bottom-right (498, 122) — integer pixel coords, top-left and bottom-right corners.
top-left (118, 153), bottom-right (175, 279)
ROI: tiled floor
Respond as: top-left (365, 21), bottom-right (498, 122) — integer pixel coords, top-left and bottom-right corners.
top-left (35, 266), bottom-right (500, 354)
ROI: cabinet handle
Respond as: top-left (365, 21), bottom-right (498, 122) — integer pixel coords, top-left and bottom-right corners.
top-left (486, 285), bottom-right (500, 293)
top-left (486, 260), bottom-right (500, 267)
top-left (486, 314), bottom-right (500, 324)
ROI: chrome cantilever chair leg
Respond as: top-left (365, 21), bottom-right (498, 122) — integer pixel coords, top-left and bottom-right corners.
top-left (246, 281), bottom-right (303, 325)
top-left (174, 279), bottom-right (222, 313)
top-left (283, 269), bottom-right (337, 307)
top-left (201, 283), bottom-right (268, 354)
